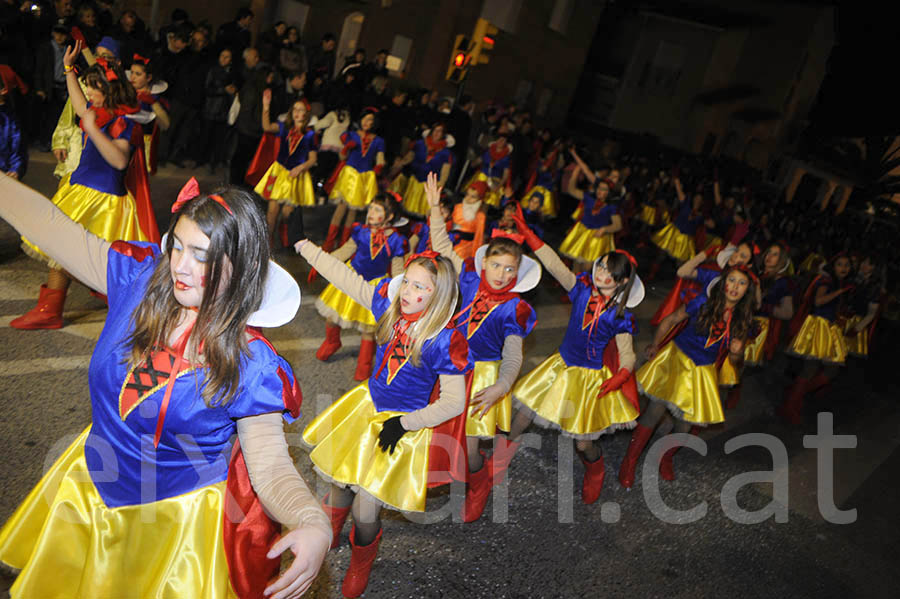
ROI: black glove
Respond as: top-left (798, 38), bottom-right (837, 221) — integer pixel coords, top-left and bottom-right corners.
top-left (378, 416), bottom-right (407, 454)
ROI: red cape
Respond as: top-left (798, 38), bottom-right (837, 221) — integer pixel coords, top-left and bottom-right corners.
top-left (245, 132), bottom-right (281, 187)
top-left (124, 123), bottom-right (159, 243)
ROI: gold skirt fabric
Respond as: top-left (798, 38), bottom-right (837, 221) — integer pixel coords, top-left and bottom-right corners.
top-left (744, 316), bottom-right (770, 366)
top-left (843, 315), bottom-right (869, 357)
top-left (465, 360), bottom-right (512, 439)
top-left (315, 275), bottom-right (383, 332)
top-left (330, 165), bottom-right (378, 208)
top-left (466, 172), bottom-right (503, 208)
top-left (787, 315), bottom-right (847, 365)
top-left (636, 342), bottom-right (724, 425)
top-left (638, 203), bottom-right (659, 226)
top-left (0, 428), bottom-right (236, 599)
top-left (520, 185), bottom-right (557, 218)
top-left (302, 382), bottom-right (435, 513)
top-left (512, 352), bottom-right (638, 440)
top-left (22, 175), bottom-right (150, 268)
top-left (558, 221), bottom-right (616, 263)
top-left (253, 161), bottom-right (316, 206)
top-left (718, 353), bottom-right (740, 387)
top-left (651, 223), bottom-right (696, 263)
top-left (400, 177), bottom-right (429, 217)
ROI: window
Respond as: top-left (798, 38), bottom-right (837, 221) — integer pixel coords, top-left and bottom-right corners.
top-left (549, 0), bottom-right (575, 34)
top-left (481, 0), bottom-right (523, 33)
top-left (389, 35), bottom-right (413, 73)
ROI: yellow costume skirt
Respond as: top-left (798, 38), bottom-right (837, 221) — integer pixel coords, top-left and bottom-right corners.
top-left (315, 273), bottom-right (383, 332)
top-left (303, 382), bottom-right (435, 513)
top-left (787, 315), bottom-right (847, 365)
top-left (520, 185), bottom-right (557, 218)
top-left (843, 315), bottom-right (869, 357)
top-left (636, 343), bottom-right (724, 425)
top-left (718, 353), bottom-right (740, 387)
top-left (330, 165), bottom-right (378, 208)
top-left (466, 172), bottom-right (502, 208)
top-left (466, 360), bottom-right (512, 439)
top-left (798, 253), bottom-right (825, 274)
top-left (254, 161), bottom-right (316, 206)
top-left (512, 352), bottom-right (638, 440)
top-left (22, 175), bottom-right (150, 268)
top-left (400, 176), bottom-right (429, 217)
top-left (744, 316), bottom-right (770, 366)
top-left (0, 428), bottom-right (236, 599)
top-left (558, 221), bottom-right (616, 263)
top-left (638, 204), bottom-right (657, 226)
top-left (651, 223), bottom-right (696, 262)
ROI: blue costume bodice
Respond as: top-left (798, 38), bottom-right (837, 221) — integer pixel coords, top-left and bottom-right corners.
top-left (344, 130), bottom-right (385, 172)
top-left (276, 123), bottom-right (318, 169)
top-left (86, 243), bottom-right (297, 508)
top-left (70, 108), bottom-right (135, 196)
top-left (348, 223), bottom-right (408, 281)
top-left (674, 294), bottom-right (728, 366)
top-left (559, 274), bottom-right (636, 369)
top-left (411, 138), bottom-right (453, 182)
top-left (674, 200), bottom-right (703, 235)
top-left (581, 192), bottom-right (618, 230)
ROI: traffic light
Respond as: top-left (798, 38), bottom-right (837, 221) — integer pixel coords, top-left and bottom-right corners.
top-left (470, 18), bottom-right (499, 65)
top-left (446, 34), bottom-right (471, 83)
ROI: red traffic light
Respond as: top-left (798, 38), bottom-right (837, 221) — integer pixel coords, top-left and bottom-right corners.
top-left (454, 52), bottom-right (466, 67)
top-left (482, 36), bottom-right (495, 46)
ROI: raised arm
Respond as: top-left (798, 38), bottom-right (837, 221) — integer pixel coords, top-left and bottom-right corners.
top-left (676, 249), bottom-right (711, 279)
top-left (646, 304), bottom-right (688, 360)
top-left (566, 162), bottom-right (585, 202)
top-left (63, 41), bottom-right (88, 117)
top-left (260, 89), bottom-right (280, 134)
top-left (296, 240), bottom-right (375, 309)
top-left (673, 176), bottom-right (685, 204)
top-left (569, 148), bottom-right (596, 183)
top-left (0, 174), bottom-right (109, 293)
top-left (510, 203), bottom-right (576, 291)
top-left (80, 109), bottom-right (131, 170)
top-left (236, 413), bottom-right (330, 597)
top-left (424, 172), bottom-right (463, 273)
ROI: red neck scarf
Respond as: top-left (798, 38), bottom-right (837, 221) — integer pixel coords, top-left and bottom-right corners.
top-left (359, 131), bottom-right (374, 156)
top-left (488, 141), bottom-right (510, 166)
top-left (82, 103), bottom-right (140, 132)
top-left (374, 309), bottom-right (425, 380)
top-left (457, 274), bottom-right (518, 336)
top-left (369, 225), bottom-right (392, 257)
top-left (425, 135), bottom-right (447, 161)
top-left (287, 127), bottom-right (304, 156)
top-left (136, 90), bottom-right (155, 105)
top-left (706, 306), bottom-right (733, 349)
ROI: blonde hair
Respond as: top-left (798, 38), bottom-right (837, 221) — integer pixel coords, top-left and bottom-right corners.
top-left (374, 256), bottom-right (459, 367)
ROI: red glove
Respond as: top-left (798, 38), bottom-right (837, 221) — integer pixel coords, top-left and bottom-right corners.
top-left (340, 140), bottom-right (357, 159)
top-left (729, 222), bottom-right (750, 246)
top-left (597, 368), bottom-right (631, 398)
top-left (374, 163), bottom-right (384, 177)
top-left (512, 204), bottom-right (543, 251)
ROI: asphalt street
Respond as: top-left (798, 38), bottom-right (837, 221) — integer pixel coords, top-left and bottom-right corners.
top-left (1, 153), bottom-right (898, 598)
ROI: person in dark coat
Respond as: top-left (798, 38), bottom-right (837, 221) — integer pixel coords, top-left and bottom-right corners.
top-left (216, 7), bottom-right (253, 60)
top-left (200, 47), bottom-right (237, 174)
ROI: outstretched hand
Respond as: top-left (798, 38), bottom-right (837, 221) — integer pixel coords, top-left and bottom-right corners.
top-left (424, 172), bottom-right (442, 208)
top-left (263, 525), bottom-right (331, 598)
top-left (63, 40), bottom-right (82, 68)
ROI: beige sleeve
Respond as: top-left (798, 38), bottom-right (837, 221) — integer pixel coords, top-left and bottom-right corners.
top-left (330, 238), bottom-right (357, 263)
top-left (399, 373), bottom-right (466, 431)
top-left (299, 242), bottom-right (375, 309)
top-left (390, 256), bottom-right (404, 278)
top-left (615, 333), bottom-right (636, 372)
top-left (429, 206), bottom-right (464, 273)
top-left (535, 245), bottom-right (577, 291)
top-left (495, 335), bottom-right (524, 393)
top-left (0, 174), bottom-right (109, 294)
top-left (236, 413), bottom-right (331, 540)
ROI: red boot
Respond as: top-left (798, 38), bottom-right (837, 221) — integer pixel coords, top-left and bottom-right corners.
top-left (461, 452), bottom-right (492, 523)
top-left (806, 371), bottom-right (831, 401)
top-left (618, 424), bottom-right (654, 489)
top-left (322, 494), bottom-right (351, 549)
top-left (354, 338), bottom-right (376, 381)
top-left (339, 224), bottom-right (353, 246)
top-left (9, 285), bottom-right (66, 330)
top-left (725, 384), bottom-right (742, 410)
top-left (659, 444), bottom-right (681, 481)
top-left (342, 525), bottom-right (382, 598)
top-left (321, 223), bottom-right (341, 253)
top-left (316, 323), bottom-right (343, 361)
top-left (777, 377), bottom-right (808, 425)
top-left (646, 260), bottom-right (662, 282)
top-left (279, 222), bottom-right (289, 248)
top-left (580, 454), bottom-right (606, 505)
top-left (487, 437), bottom-right (519, 485)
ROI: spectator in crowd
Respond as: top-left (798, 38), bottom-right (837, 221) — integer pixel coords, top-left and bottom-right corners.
top-left (230, 46), bottom-right (269, 184)
top-left (258, 20), bottom-right (286, 66)
top-left (33, 24), bottom-right (69, 151)
top-left (154, 22), bottom-right (192, 166)
top-left (216, 7), bottom-right (253, 61)
top-left (109, 9), bottom-right (152, 67)
top-left (307, 32), bottom-right (335, 82)
top-left (279, 26), bottom-right (306, 75)
top-left (73, 3), bottom-right (101, 49)
top-left (157, 8), bottom-right (189, 49)
top-left (94, 0), bottom-right (114, 33)
top-left (200, 46), bottom-right (237, 175)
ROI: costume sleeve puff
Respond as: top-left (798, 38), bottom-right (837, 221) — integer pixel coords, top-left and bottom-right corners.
top-left (428, 327), bottom-right (472, 376)
top-left (349, 222), bottom-right (365, 247)
top-left (226, 341), bottom-right (299, 422)
top-left (685, 293), bottom-right (708, 318)
top-left (615, 310), bottom-right (638, 336)
top-left (504, 299), bottom-right (536, 338)
top-left (371, 278), bottom-right (393, 320)
top-left (695, 268), bottom-right (719, 291)
top-left (567, 272), bottom-right (592, 302)
top-left (106, 241), bottom-right (160, 305)
top-left (277, 121), bottom-right (288, 139)
top-left (388, 231), bottom-right (408, 256)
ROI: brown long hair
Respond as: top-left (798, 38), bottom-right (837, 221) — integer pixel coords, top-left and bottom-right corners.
top-left (82, 61), bottom-right (138, 110)
top-left (597, 251), bottom-right (636, 319)
top-left (126, 187), bottom-right (270, 406)
top-left (695, 267), bottom-right (757, 341)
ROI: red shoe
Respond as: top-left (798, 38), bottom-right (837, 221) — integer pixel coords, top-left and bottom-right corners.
top-left (725, 385), bottom-right (742, 410)
top-left (461, 452), bottom-right (492, 523)
top-left (580, 454), bottom-right (606, 504)
top-left (9, 285), bottom-right (66, 330)
top-left (618, 424), bottom-right (653, 489)
top-left (316, 324), bottom-right (342, 361)
top-left (322, 494), bottom-right (351, 550)
top-left (354, 338), bottom-right (376, 381)
top-left (777, 377), bottom-right (808, 425)
top-left (659, 445), bottom-right (680, 481)
top-left (342, 526), bottom-right (382, 598)
top-left (321, 223), bottom-right (340, 253)
top-left (486, 437), bottom-right (519, 485)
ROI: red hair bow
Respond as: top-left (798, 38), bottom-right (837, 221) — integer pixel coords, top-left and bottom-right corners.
top-left (95, 56), bottom-right (118, 81)
top-left (730, 264), bottom-right (759, 286)
top-left (386, 191), bottom-right (403, 205)
top-left (133, 53), bottom-right (150, 66)
top-left (404, 249), bottom-right (441, 269)
top-left (614, 248), bottom-right (639, 268)
top-left (171, 177), bottom-right (233, 215)
top-left (491, 229), bottom-right (524, 245)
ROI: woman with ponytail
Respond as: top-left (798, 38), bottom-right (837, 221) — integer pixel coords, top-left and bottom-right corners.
top-left (620, 265), bottom-right (758, 487)
top-left (296, 235), bottom-right (470, 598)
top-left (12, 40), bottom-right (157, 331)
top-left (423, 173), bottom-right (540, 523)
